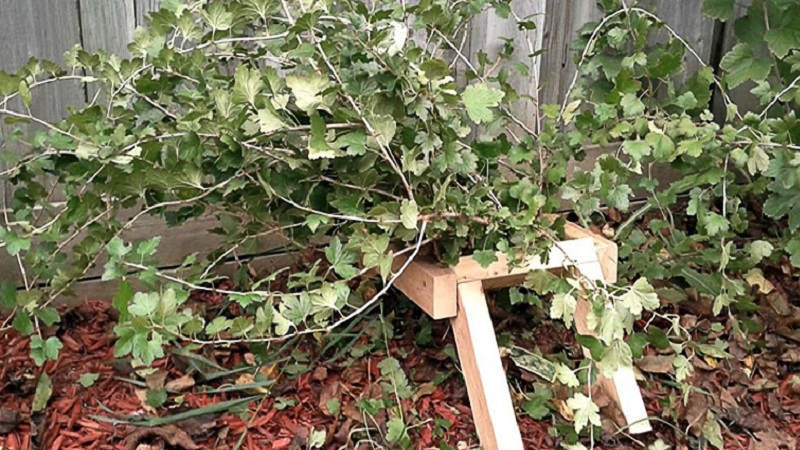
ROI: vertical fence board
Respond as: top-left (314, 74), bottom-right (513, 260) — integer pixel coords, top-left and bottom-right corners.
top-left (713, 0), bottom-right (761, 117)
top-left (642, 0), bottom-right (717, 80)
top-left (80, 0), bottom-right (136, 56)
top-left (538, 2), bottom-right (603, 106)
top-left (0, 1), bottom-right (84, 285)
top-left (135, 0), bottom-right (162, 27)
top-left (467, 2), bottom-right (546, 131)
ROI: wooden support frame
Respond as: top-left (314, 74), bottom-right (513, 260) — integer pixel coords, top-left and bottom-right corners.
top-left (393, 222), bottom-right (651, 450)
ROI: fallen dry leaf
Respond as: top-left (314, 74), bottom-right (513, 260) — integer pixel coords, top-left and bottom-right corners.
top-left (134, 389), bottom-right (157, 415)
top-left (124, 425), bottom-right (199, 450)
top-left (636, 355), bottom-right (675, 374)
top-left (145, 370), bottom-right (168, 391)
top-left (165, 374), bottom-right (195, 392)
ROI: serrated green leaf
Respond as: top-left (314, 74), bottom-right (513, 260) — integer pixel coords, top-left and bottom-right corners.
top-left (462, 83), bottom-right (505, 123)
top-left (567, 392), bottom-right (601, 433)
top-left (720, 43), bottom-right (771, 88)
top-left (78, 373), bottom-right (99, 387)
top-left (702, 0), bottom-right (734, 20)
top-left (472, 249), bottom-right (498, 268)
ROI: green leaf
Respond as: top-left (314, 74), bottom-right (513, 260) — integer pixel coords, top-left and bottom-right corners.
top-left (550, 293), bottom-right (577, 328)
top-left (286, 74), bottom-right (330, 112)
top-left (622, 139), bottom-right (651, 161)
top-left (0, 281), bottom-right (17, 309)
top-left (129, 292), bottom-right (160, 317)
top-left (308, 113), bottom-right (338, 159)
top-left (765, 25), bottom-right (800, 58)
top-left (107, 237), bottom-right (131, 258)
top-left (377, 357), bottom-right (413, 399)
top-left (702, 0), bottom-right (734, 20)
top-left (30, 336), bottom-right (62, 366)
top-left (461, 83), bottom-right (505, 124)
top-left (146, 388), bottom-right (168, 408)
top-left (32, 373), bottom-right (53, 413)
top-left (113, 281), bottom-right (135, 321)
top-left (34, 307), bottom-right (60, 327)
top-left (203, 1), bottom-right (233, 30)
top-left (386, 417), bottom-right (407, 442)
top-left (12, 312), bottom-right (33, 336)
top-left (703, 212), bottom-right (730, 236)
top-left (620, 93), bottom-right (645, 117)
top-left (567, 392), bottom-right (601, 434)
top-left (749, 240), bottom-right (774, 262)
top-left (256, 108), bottom-right (286, 133)
top-left (619, 278), bottom-right (660, 315)
top-left (400, 199), bottom-right (418, 230)
top-left (233, 65), bottom-right (263, 105)
top-left (136, 237), bottom-right (161, 258)
top-left (309, 429), bottom-right (326, 449)
top-left (720, 43), bottom-right (771, 88)
top-left (472, 250), bottom-right (498, 268)
top-left (79, 373), bottom-right (100, 387)
top-left (646, 133), bottom-right (676, 160)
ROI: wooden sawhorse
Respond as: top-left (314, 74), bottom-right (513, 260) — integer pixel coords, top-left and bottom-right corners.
top-left (393, 222), bottom-right (651, 449)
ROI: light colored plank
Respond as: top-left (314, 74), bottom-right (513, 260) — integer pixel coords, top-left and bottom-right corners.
top-left (573, 259), bottom-right (652, 434)
top-left (452, 237), bottom-right (598, 288)
top-left (450, 281), bottom-right (524, 450)
top-left (562, 220), bottom-right (618, 283)
top-left (392, 255), bottom-right (458, 319)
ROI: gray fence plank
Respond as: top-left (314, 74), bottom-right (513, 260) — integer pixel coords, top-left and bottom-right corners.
top-left (135, 0), bottom-right (162, 27)
top-left (80, 0), bottom-right (136, 56)
top-left (643, 0), bottom-right (717, 79)
top-left (468, 2), bottom-right (546, 131)
top-left (539, 1), bottom-right (603, 106)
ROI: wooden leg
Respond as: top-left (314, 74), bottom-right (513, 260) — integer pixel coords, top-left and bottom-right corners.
top-left (450, 281), bottom-right (524, 450)
top-left (575, 260), bottom-right (652, 434)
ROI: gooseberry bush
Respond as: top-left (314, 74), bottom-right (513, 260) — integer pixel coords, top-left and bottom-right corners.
top-left (1, 0), bottom-right (800, 442)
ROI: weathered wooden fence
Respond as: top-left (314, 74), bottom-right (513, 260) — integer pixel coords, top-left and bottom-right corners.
top-left (0, 1), bottom-right (755, 297)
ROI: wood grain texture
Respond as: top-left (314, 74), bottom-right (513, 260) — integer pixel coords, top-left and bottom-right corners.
top-left (135, 0), bottom-right (162, 27)
top-left (80, 0), bottom-right (136, 55)
top-left (392, 256), bottom-right (458, 319)
top-left (642, 0), bottom-right (717, 80)
top-left (452, 237), bottom-right (599, 289)
top-left (573, 259), bottom-right (652, 434)
top-left (0, 1), bottom-right (85, 203)
top-left (467, 1), bottom-right (546, 131)
top-left (450, 281), bottom-right (524, 450)
top-left (538, 1), bottom-right (603, 105)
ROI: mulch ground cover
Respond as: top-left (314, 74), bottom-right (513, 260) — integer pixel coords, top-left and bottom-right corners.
top-left (2, 244), bottom-right (800, 449)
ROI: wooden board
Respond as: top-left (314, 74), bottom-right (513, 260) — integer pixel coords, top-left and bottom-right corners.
top-left (452, 237), bottom-right (599, 289)
top-left (391, 254), bottom-right (458, 319)
top-left (80, 0), bottom-right (136, 56)
top-left (450, 281), bottom-right (524, 450)
top-left (135, 0), bottom-right (163, 27)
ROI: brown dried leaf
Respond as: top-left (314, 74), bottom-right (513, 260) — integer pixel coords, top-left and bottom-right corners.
top-left (636, 355), bottom-right (675, 374)
top-left (165, 374), bottom-right (195, 393)
top-left (145, 370), bottom-right (168, 391)
top-left (124, 425), bottom-right (199, 450)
